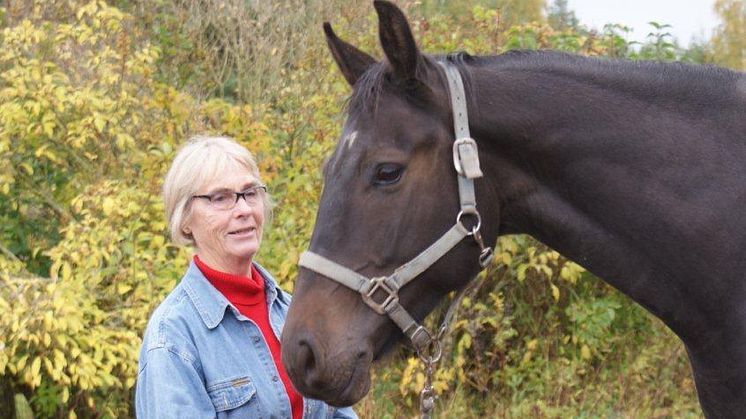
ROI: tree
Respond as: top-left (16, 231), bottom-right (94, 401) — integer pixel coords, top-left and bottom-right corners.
top-left (547, 0), bottom-right (579, 31)
top-left (710, 0), bottom-right (745, 69)
top-left (498, 0), bottom-right (545, 27)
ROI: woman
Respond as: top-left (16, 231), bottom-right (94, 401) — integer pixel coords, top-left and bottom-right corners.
top-left (136, 136), bottom-right (357, 418)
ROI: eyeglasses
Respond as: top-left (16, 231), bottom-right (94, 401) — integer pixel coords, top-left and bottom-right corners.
top-left (192, 185), bottom-right (267, 210)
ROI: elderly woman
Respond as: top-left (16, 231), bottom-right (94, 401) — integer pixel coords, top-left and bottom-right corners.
top-left (136, 136), bottom-right (356, 418)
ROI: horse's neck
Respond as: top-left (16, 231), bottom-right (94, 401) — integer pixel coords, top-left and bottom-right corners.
top-left (468, 56), bottom-right (746, 345)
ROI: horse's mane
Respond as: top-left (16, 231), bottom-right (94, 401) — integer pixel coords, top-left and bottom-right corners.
top-left (347, 50), bottom-right (742, 115)
top-left (471, 50), bottom-right (742, 106)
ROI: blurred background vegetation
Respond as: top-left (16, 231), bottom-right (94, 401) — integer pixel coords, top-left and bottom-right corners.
top-left (0, 0), bottom-right (743, 417)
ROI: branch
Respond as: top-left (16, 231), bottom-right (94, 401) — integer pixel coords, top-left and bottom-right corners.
top-left (0, 241), bottom-right (21, 263)
top-left (33, 190), bottom-right (74, 223)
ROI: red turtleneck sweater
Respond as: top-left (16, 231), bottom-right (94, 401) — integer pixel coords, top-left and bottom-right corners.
top-left (194, 256), bottom-right (302, 419)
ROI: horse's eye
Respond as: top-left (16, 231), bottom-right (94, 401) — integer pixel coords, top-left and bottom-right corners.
top-left (373, 163), bottom-right (404, 186)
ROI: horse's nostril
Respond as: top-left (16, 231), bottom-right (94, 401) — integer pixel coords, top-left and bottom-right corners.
top-left (298, 339), bottom-right (317, 373)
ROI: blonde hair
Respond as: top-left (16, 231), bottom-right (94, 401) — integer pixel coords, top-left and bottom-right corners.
top-left (162, 135), bottom-right (273, 246)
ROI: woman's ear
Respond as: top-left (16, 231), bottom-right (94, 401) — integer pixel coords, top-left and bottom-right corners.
top-left (181, 212), bottom-right (193, 238)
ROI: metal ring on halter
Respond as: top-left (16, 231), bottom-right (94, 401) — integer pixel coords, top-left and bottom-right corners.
top-left (456, 209), bottom-right (482, 235)
top-left (417, 339), bottom-right (443, 364)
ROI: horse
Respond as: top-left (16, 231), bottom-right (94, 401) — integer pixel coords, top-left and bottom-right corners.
top-left (280, 1), bottom-right (746, 417)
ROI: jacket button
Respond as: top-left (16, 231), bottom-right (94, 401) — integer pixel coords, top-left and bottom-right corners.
top-left (272, 375), bottom-right (279, 382)
top-left (252, 336), bottom-right (260, 343)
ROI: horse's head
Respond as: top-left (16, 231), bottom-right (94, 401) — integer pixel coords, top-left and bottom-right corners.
top-left (281, 1), bottom-right (494, 406)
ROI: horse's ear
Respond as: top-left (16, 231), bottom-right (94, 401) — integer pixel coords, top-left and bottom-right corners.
top-left (323, 23), bottom-right (376, 87)
top-left (374, 0), bottom-right (419, 82)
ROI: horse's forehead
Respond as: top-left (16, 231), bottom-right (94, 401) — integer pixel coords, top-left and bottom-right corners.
top-left (341, 130), bottom-right (358, 150)
top-left (327, 126), bottom-right (366, 177)
top-left (335, 91), bottom-right (440, 164)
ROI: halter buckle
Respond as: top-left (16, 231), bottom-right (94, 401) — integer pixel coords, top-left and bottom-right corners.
top-left (362, 277), bottom-right (399, 315)
top-left (452, 137), bottom-right (483, 179)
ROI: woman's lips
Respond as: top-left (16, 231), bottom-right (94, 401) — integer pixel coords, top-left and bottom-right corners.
top-left (228, 227), bottom-right (256, 237)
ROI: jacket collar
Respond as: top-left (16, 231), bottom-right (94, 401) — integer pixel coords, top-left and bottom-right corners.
top-left (181, 260), bottom-right (283, 329)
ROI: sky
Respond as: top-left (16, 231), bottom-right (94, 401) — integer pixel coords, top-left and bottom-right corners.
top-left (565, 0), bottom-right (720, 47)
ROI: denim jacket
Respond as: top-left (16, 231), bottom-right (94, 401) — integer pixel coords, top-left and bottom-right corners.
top-left (136, 261), bottom-right (357, 419)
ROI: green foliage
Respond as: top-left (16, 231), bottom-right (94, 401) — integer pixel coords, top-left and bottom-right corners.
top-left (14, 393), bottom-right (33, 419)
top-left (634, 22), bottom-right (678, 61)
top-left (1, 0), bottom-right (728, 417)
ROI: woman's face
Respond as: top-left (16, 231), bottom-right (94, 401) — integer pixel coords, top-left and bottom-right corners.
top-left (185, 164), bottom-right (265, 275)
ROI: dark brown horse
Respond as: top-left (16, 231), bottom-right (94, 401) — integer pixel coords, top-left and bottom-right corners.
top-left (281, 1), bottom-right (746, 416)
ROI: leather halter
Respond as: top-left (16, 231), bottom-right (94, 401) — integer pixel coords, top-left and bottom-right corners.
top-left (298, 60), bottom-right (493, 354)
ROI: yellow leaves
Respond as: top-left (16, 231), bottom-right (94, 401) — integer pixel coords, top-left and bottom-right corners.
top-left (117, 284), bottom-right (132, 295)
top-left (92, 114), bottom-right (106, 133)
top-left (581, 344), bottom-right (592, 360)
top-left (33, 144), bottom-right (60, 164)
top-left (23, 100), bottom-right (43, 117)
top-left (115, 133), bottom-right (134, 151)
top-left (150, 235), bottom-right (165, 249)
top-left (459, 332), bottom-right (472, 350)
top-left (0, 350), bottom-right (7, 375)
top-left (398, 357), bottom-right (422, 397)
top-left (43, 120), bottom-right (56, 137)
top-left (526, 339), bottom-right (539, 351)
top-left (102, 197), bottom-right (116, 216)
top-left (43, 310), bottom-right (54, 330)
top-left (19, 162), bottom-right (33, 175)
top-left (61, 262), bottom-right (72, 281)
top-left (17, 354), bottom-right (29, 371)
top-left (30, 356), bottom-right (41, 383)
top-left (560, 262), bottom-right (585, 284)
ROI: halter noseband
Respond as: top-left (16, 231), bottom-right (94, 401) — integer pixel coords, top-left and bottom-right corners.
top-left (298, 61), bottom-right (492, 354)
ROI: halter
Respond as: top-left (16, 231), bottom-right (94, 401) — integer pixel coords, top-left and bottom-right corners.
top-left (298, 61), bottom-right (492, 417)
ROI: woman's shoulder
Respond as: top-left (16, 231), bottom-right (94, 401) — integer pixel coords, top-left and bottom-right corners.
top-left (141, 282), bottom-right (199, 351)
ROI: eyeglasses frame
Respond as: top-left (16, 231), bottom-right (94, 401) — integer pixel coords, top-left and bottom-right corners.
top-left (191, 184), bottom-right (267, 210)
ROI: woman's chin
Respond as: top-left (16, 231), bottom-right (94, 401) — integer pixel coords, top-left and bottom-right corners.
top-left (226, 243), bottom-right (260, 263)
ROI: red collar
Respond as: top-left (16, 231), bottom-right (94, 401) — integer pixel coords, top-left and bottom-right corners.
top-left (194, 255), bottom-right (265, 306)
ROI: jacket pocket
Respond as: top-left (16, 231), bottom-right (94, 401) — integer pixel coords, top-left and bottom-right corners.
top-left (206, 376), bottom-right (257, 412)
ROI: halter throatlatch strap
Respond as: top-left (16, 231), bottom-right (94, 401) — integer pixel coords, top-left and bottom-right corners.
top-left (298, 60), bottom-right (493, 355)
